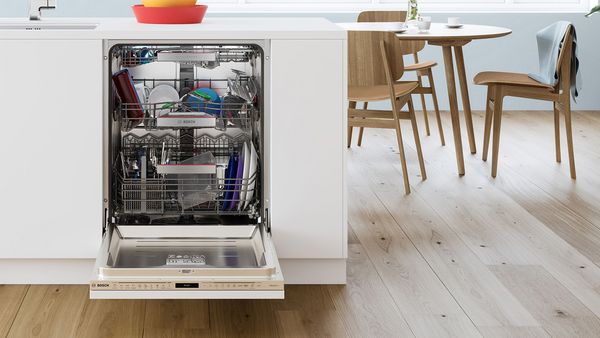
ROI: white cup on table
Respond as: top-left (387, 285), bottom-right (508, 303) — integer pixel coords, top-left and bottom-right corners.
top-left (448, 17), bottom-right (461, 25)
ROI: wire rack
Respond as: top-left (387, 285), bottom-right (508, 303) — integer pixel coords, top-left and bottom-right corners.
top-left (118, 45), bottom-right (260, 67)
top-left (118, 78), bottom-right (258, 132)
top-left (116, 133), bottom-right (260, 217)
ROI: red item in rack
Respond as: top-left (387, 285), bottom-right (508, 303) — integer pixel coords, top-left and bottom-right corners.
top-left (112, 69), bottom-right (144, 128)
top-left (132, 5), bottom-right (208, 24)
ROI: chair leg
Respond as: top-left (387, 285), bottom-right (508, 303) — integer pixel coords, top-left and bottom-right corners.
top-left (482, 86), bottom-right (494, 162)
top-left (393, 116), bottom-right (411, 195)
top-left (348, 101), bottom-right (356, 148)
top-left (390, 97), bottom-right (411, 195)
top-left (417, 75), bottom-right (431, 137)
top-left (357, 102), bottom-right (367, 146)
top-left (428, 68), bottom-right (445, 146)
top-left (553, 102), bottom-right (561, 163)
top-left (491, 87), bottom-right (504, 178)
top-left (563, 101), bottom-right (577, 179)
top-left (408, 97), bottom-right (427, 181)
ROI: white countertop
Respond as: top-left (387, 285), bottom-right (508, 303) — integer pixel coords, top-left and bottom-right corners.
top-left (0, 17), bottom-right (346, 40)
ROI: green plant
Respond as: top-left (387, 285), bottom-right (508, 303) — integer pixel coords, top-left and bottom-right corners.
top-left (407, 0), bottom-right (419, 21)
top-left (586, 5), bottom-right (600, 17)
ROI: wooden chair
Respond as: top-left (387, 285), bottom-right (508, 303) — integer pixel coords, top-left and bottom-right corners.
top-left (352, 11), bottom-right (445, 147)
top-left (348, 31), bottom-right (426, 194)
top-left (474, 25), bottom-right (576, 178)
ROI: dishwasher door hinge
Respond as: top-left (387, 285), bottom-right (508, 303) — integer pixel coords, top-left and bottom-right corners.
top-left (265, 208), bottom-right (271, 234)
top-left (102, 208), bottom-right (109, 235)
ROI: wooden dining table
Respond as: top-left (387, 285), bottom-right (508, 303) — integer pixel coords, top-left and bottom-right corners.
top-left (338, 22), bottom-right (512, 175)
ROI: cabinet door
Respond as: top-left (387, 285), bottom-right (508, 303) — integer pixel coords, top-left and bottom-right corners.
top-left (270, 39), bottom-right (347, 259)
top-left (0, 40), bottom-right (103, 259)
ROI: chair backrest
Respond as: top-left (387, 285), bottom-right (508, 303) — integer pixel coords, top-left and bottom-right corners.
top-left (357, 10), bottom-right (407, 23)
top-left (348, 31), bottom-right (405, 88)
top-left (556, 25), bottom-right (573, 95)
top-left (357, 11), bottom-right (426, 55)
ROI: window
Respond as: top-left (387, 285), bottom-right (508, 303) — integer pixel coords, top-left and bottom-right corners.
top-left (203, 0), bottom-right (592, 13)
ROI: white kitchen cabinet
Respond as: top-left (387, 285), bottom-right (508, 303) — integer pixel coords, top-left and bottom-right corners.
top-left (0, 18), bottom-right (347, 286)
top-left (270, 39), bottom-right (347, 260)
top-left (0, 40), bottom-right (103, 259)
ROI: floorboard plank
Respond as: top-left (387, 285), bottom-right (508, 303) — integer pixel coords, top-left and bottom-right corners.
top-left (477, 326), bottom-right (550, 338)
top-left (75, 299), bottom-right (145, 338)
top-left (490, 265), bottom-right (600, 337)
top-left (326, 244), bottom-right (415, 337)
top-left (209, 299), bottom-right (279, 337)
top-left (143, 300), bottom-right (210, 338)
top-left (271, 285), bottom-right (350, 337)
top-left (8, 285), bottom-right (88, 338)
top-left (0, 285), bottom-right (28, 337)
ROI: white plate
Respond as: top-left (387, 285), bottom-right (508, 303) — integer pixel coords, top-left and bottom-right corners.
top-left (243, 141), bottom-right (258, 211)
top-left (238, 142), bottom-right (251, 211)
top-left (148, 84), bottom-right (179, 117)
top-left (126, 62), bottom-right (180, 90)
top-left (445, 24), bottom-right (464, 29)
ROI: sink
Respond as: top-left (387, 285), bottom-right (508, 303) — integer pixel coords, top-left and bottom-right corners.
top-left (0, 22), bottom-right (98, 30)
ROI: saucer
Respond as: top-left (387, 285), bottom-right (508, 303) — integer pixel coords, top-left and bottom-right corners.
top-left (446, 24), bottom-right (464, 29)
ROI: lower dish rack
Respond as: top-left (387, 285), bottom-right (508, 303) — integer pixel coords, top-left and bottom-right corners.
top-left (115, 133), bottom-right (259, 218)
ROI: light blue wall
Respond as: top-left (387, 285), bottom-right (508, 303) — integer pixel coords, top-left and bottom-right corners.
top-left (1, 2), bottom-right (599, 110)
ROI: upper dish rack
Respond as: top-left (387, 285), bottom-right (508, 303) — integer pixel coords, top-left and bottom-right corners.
top-left (117, 77), bottom-right (259, 132)
top-left (117, 45), bottom-right (260, 67)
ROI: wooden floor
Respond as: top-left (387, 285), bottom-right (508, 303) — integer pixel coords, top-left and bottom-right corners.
top-left (2, 110), bottom-right (600, 337)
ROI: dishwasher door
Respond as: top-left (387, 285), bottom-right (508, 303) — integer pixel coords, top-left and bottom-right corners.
top-left (90, 224), bottom-right (283, 299)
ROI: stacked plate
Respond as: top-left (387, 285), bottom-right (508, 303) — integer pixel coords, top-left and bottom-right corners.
top-left (133, 0), bottom-right (208, 24)
top-left (223, 141), bottom-right (258, 212)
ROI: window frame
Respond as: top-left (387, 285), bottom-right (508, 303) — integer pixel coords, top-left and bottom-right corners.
top-left (202, 0), bottom-right (592, 13)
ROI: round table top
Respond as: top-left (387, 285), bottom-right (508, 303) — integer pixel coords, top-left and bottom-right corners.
top-left (337, 22), bottom-right (512, 41)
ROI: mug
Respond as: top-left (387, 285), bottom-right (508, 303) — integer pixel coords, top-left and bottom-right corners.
top-left (448, 17), bottom-right (461, 25)
top-left (134, 83), bottom-right (151, 104)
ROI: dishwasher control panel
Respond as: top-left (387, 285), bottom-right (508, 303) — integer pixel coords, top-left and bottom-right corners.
top-left (90, 280), bottom-right (283, 291)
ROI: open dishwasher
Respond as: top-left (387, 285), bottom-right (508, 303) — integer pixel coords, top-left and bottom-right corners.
top-left (91, 40), bottom-right (283, 299)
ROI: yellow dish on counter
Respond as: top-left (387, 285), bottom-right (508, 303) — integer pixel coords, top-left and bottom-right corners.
top-left (142, 0), bottom-right (197, 7)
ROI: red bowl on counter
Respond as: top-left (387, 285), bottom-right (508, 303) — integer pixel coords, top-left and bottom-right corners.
top-left (132, 5), bottom-right (208, 24)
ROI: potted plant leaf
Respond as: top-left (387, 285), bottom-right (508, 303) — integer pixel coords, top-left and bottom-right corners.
top-left (586, 5), bottom-right (600, 17)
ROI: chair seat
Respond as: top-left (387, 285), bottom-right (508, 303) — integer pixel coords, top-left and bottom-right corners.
top-left (474, 71), bottom-right (555, 89)
top-left (349, 81), bottom-right (418, 102)
top-left (404, 60), bottom-right (437, 72)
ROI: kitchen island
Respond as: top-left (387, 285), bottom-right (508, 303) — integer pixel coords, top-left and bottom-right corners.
top-left (0, 17), bottom-right (347, 295)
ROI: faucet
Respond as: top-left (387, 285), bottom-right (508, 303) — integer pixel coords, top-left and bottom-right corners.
top-left (29, 0), bottom-right (57, 21)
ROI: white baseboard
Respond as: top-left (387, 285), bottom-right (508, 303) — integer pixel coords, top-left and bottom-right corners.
top-left (280, 259), bottom-right (346, 284)
top-left (0, 259), bottom-right (95, 284)
top-left (0, 259), bottom-right (346, 285)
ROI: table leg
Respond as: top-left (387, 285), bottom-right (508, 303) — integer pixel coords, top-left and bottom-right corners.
top-left (454, 45), bottom-right (477, 154)
top-left (441, 45), bottom-right (466, 176)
